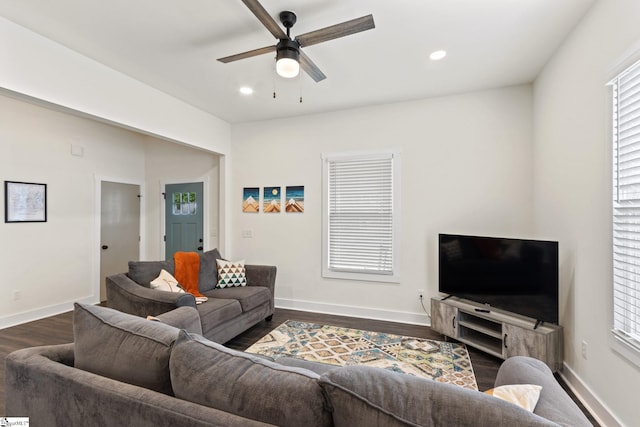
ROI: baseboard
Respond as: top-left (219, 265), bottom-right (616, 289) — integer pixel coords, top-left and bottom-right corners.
top-left (274, 297), bottom-right (431, 326)
top-left (0, 295), bottom-right (98, 330)
top-left (559, 362), bottom-right (623, 427)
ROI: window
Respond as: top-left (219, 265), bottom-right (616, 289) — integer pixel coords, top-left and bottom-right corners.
top-left (322, 150), bottom-right (401, 282)
top-left (611, 59), bottom-right (640, 353)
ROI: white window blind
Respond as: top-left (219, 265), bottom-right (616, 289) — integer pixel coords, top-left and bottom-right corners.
top-left (612, 59), bottom-right (640, 351)
top-left (323, 152), bottom-right (399, 280)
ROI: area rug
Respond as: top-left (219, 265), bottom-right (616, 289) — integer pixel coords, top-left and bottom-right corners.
top-left (245, 320), bottom-right (478, 390)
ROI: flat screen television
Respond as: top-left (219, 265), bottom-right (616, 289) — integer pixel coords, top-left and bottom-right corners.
top-left (439, 233), bottom-right (559, 324)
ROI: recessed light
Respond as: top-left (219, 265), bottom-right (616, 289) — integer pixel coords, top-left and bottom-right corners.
top-left (429, 50), bottom-right (447, 61)
top-left (239, 86), bottom-right (254, 95)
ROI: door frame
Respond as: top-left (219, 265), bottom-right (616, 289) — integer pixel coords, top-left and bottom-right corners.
top-left (94, 175), bottom-right (145, 302)
top-left (160, 176), bottom-right (210, 259)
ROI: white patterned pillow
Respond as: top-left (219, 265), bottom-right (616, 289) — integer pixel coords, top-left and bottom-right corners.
top-left (216, 259), bottom-right (247, 288)
top-left (150, 269), bottom-right (185, 293)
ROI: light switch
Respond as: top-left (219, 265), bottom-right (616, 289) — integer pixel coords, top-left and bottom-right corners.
top-left (242, 229), bottom-right (253, 238)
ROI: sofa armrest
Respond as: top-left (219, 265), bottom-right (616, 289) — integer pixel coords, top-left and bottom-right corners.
top-left (156, 306), bottom-right (203, 335)
top-left (5, 344), bottom-right (275, 427)
top-left (495, 356), bottom-right (592, 426)
top-left (245, 265), bottom-right (277, 293)
top-left (245, 265), bottom-right (276, 314)
top-left (106, 273), bottom-right (196, 318)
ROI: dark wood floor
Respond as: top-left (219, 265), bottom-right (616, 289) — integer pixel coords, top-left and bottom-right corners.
top-left (1, 307), bottom-right (597, 425)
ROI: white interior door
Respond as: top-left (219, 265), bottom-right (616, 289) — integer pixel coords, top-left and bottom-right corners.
top-left (100, 181), bottom-right (141, 301)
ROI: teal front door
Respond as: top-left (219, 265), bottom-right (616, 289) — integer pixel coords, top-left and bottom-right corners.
top-left (165, 182), bottom-right (204, 259)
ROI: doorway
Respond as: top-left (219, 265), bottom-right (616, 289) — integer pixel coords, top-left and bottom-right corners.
top-left (99, 181), bottom-right (141, 301)
top-left (165, 182), bottom-right (204, 259)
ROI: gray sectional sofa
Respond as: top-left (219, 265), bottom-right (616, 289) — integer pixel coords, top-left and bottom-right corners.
top-left (5, 303), bottom-right (592, 427)
top-left (105, 249), bottom-right (276, 343)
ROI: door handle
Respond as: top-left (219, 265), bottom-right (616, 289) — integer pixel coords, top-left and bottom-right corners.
top-left (101, 245), bottom-right (109, 250)
top-left (197, 246), bottom-right (203, 251)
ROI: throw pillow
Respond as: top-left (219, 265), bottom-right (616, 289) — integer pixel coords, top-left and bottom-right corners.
top-left (216, 259), bottom-right (247, 288)
top-left (150, 269), bottom-right (184, 293)
top-left (73, 303), bottom-right (179, 395)
top-left (484, 384), bottom-right (542, 412)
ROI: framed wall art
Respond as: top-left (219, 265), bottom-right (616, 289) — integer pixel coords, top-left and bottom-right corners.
top-left (263, 186), bottom-right (281, 213)
top-left (5, 181), bottom-right (47, 223)
top-left (285, 186), bottom-right (304, 213)
top-left (242, 187), bottom-right (260, 213)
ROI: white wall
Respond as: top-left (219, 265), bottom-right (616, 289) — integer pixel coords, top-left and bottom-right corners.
top-left (143, 138), bottom-right (220, 260)
top-left (533, 1), bottom-right (640, 426)
top-left (231, 85), bottom-right (534, 323)
top-left (0, 16), bottom-right (232, 255)
top-left (0, 94), bottom-right (146, 326)
top-left (0, 94), bottom-right (222, 328)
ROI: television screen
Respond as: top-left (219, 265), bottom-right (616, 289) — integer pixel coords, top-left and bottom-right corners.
top-left (438, 234), bottom-right (559, 324)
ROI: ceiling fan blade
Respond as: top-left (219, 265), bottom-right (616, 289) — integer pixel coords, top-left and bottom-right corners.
top-left (241, 0), bottom-right (287, 40)
top-left (295, 14), bottom-right (375, 48)
top-left (217, 45), bottom-right (276, 63)
top-left (299, 50), bottom-right (326, 82)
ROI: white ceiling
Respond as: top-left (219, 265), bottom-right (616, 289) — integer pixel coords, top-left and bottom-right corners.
top-left (0, 0), bottom-right (595, 124)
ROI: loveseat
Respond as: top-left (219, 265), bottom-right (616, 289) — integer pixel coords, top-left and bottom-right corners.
top-left (105, 249), bottom-right (276, 343)
top-left (5, 303), bottom-right (593, 427)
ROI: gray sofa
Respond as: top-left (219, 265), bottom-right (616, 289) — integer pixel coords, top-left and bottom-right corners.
top-left (106, 249), bottom-right (276, 343)
top-left (5, 303), bottom-right (592, 427)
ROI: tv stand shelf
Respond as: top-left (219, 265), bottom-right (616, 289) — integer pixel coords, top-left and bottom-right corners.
top-left (431, 297), bottom-right (563, 372)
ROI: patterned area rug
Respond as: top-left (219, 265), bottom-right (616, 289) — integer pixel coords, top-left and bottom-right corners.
top-left (245, 320), bottom-right (478, 390)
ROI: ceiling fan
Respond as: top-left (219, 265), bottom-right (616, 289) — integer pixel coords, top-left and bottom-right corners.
top-left (217, 0), bottom-right (375, 82)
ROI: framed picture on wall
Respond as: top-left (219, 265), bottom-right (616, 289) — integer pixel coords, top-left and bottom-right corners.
top-left (4, 181), bottom-right (47, 223)
top-left (242, 187), bottom-right (260, 213)
top-left (285, 186), bottom-right (304, 213)
top-left (263, 186), bottom-right (281, 213)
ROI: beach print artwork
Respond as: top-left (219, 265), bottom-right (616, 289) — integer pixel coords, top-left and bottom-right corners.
top-left (242, 187), bottom-right (260, 213)
top-left (263, 186), bottom-right (281, 213)
top-left (285, 186), bottom-right (304, 213)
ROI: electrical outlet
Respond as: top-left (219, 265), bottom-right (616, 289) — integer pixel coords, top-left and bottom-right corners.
top-left (242, 229), bottom-right (253, 238)
top-left (581, 341), bottom-right (588, 360)
top-left (13, 290), bottom-right (21, 301)
top-left (418, 289), bottom-right (424, 299)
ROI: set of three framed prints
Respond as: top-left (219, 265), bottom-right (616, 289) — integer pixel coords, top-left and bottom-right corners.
top-left (243, 186), bottom-right (304, 214)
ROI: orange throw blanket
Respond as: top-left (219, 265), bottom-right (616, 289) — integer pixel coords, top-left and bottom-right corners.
top-left (174, 251), bottom-right (206, 298)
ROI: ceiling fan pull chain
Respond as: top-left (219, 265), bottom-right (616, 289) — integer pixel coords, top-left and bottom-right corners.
top-left (299, 70), bottom-right (303, 103)
top-left (273, 67), bottom-right (277, 99)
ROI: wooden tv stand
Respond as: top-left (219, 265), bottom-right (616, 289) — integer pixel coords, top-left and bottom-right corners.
top-left (430, 296), bottom-right (563, 372)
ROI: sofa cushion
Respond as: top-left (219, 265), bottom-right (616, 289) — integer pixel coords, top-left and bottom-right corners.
top-left (196, 298), bottom-right (243, 334)
top-left (203, 286), bottom-right (271, 313)
top-left (73, 303), bottom-right (179, 396)
top-left (199, 248), bottom-right (223, 292)
top-left (170, 331), bottom-right (332, 427)
top-left (319, 365), bottom-right (557, 427)
top-left (128, 260), bottom-right (175, 287)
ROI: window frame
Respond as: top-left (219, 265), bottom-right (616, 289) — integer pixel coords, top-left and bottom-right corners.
top-left (321, 149), bottom-right (401, 283)
top-left (610, 56), bottom-right (640, 366)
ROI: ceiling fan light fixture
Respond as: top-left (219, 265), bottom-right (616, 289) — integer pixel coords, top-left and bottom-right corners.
top-left (276, 39), bottom-right (300, 78)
